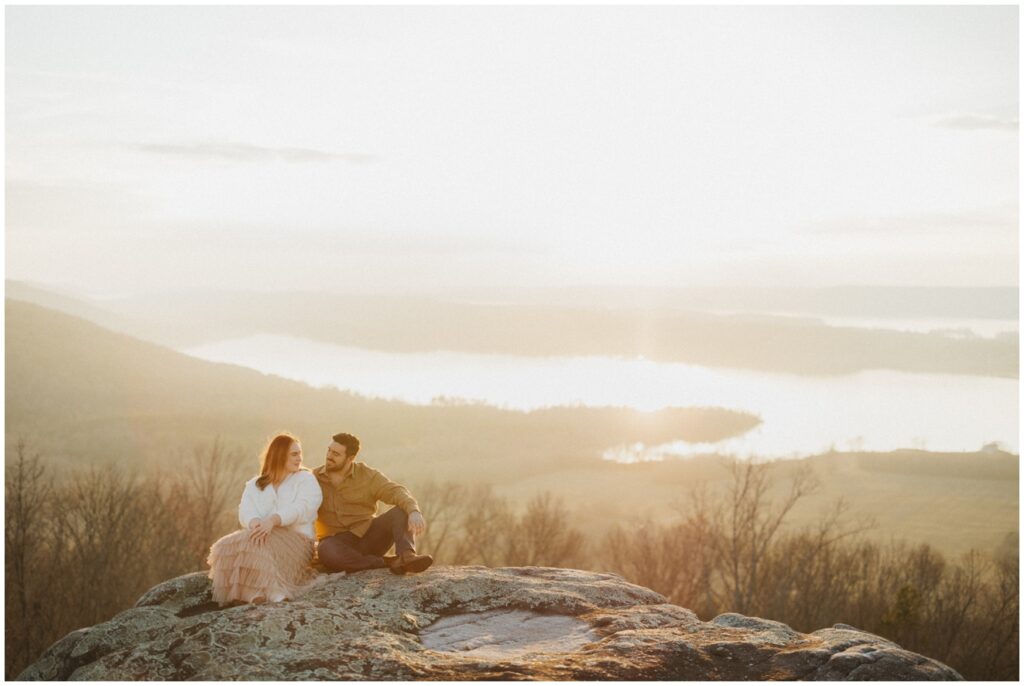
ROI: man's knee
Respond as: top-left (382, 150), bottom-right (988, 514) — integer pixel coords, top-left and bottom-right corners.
top-left (317, 535), bottom-right (360, 572)
top-left (383, 506), bottom-right (408, 527)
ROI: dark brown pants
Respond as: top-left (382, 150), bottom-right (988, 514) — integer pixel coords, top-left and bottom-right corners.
top-left (317, 507), bottom-right (415, 573)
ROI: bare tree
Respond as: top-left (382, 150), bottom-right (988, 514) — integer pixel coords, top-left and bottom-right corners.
top-left (711, 459), bottom-right (819, 613)
top-left (451, 484), bottom-right (514, 566)
top-left (178, 439), bottom-right (248, 568)
top-left (759, 498), bottom-right (875, 627)
top-left (605, 520), bottom-right (684, 597)
top-left (411, 478), bottom-right (467, 561)
top-left (5, 441), bottom-right (51, 678)
top-left (504, 492), bottom-right (586, 568)
top-left (5, 445), bottom-right (1019, 681)
top-left (48, 465), bottom-right (154, 624)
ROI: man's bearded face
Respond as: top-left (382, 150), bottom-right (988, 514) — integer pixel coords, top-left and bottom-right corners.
top-left (325, 441), bottom-right (352, 472)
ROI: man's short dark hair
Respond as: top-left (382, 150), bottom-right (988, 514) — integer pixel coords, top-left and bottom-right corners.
top-left (332, 432), bottom-right (361, 457)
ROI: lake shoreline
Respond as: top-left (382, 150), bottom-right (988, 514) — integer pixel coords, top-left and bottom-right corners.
top-left (183, 335), bottom-right (1021, 457)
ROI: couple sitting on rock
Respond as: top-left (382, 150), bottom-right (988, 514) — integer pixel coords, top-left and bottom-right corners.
top-left (207, 431), bottom-right (433, 606)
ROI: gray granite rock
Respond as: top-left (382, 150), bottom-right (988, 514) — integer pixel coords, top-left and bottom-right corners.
top-left (17, 566), bottom-right (962, 680)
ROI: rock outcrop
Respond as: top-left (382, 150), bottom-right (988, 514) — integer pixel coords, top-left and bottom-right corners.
top-left (19, 566), bottom-right (962, 680)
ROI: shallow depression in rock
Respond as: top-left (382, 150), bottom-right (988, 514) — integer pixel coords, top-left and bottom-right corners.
top-left (420, 609), bottom-right (600, 659)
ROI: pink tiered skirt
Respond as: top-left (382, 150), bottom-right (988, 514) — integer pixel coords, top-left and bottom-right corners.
top-left (207, 528), bottom-right (318, 606)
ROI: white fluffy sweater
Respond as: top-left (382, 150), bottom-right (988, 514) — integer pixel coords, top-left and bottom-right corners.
top-left (237, 469), bottom-right (323, 540)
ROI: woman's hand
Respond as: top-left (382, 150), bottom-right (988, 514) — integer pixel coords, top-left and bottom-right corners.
top-left (247, 515), bottom-right (281, 546)
top-left (248, 520), bottom-right (270, 546)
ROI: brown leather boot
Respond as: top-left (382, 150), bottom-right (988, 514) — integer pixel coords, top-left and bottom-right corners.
top-left (388, 550), bottom-right (434, 575)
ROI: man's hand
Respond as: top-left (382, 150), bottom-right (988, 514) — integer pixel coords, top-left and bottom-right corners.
top-left (407, 511), bottom-right (427, 536)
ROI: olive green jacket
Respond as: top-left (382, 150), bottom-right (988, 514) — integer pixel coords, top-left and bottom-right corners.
top-left (312, 462), bottom-right (420, 540)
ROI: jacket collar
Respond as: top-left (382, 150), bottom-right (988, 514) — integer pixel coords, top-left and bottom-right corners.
top-left (314, 462), bottom-right (357, 485)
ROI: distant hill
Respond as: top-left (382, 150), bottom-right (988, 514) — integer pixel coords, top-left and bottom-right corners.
top-left (5, 281), bottom-right (138, 336)
top-left (8, 282), bottom-right (1016, 378)
top-left (458, 285), bottom-right (1020, 320)
top-left (852, 448), bottom-right (1018, 480)
top-left (5, 281), bottom-right (189, 347)
top-left (4, 299), bottom-right (757, 479)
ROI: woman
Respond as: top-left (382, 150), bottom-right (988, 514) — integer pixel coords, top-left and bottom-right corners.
top-left (207, 432), bottom-right (324, 605)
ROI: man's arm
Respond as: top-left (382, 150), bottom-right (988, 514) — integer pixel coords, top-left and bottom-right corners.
top-left (368, 468), bottom-right (420, 515)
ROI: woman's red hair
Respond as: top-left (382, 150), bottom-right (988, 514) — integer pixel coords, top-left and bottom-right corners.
top-left (256, 432), bottom-right (299, 490)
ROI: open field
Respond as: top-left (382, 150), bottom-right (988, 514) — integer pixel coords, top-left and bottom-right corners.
top-left (486, 450), bottom-right (1017, 560)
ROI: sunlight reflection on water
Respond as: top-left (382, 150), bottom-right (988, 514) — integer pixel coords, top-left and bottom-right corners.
top-left (183, 334), bottom-right (1018, 462)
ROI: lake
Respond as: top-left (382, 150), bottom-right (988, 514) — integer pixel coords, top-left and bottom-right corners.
top-left (182, 334), bottom-right (1019, 462)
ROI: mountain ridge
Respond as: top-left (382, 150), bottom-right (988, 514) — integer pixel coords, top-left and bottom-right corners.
top-left (7, 281), bottom-right (1016, 378)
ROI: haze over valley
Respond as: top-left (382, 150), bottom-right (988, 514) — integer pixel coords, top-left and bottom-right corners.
top-left (8, 280), bottom-right (1018, 460)
top-left (6, 287), bottom-right (1018, 560)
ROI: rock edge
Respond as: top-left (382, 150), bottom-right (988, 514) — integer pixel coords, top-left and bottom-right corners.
top-left (18, 566), bottom-right (963, 681)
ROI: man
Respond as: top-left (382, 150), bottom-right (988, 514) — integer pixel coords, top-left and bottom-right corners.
top-left (313, 432), bottom-right (433, 575)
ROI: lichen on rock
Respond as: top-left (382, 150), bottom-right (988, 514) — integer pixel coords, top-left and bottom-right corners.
top-left (17, 566), bottom-right (963, 681)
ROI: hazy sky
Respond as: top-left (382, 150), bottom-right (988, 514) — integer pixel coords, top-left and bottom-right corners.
top-left (6, 6), bottom-right (1019, 297)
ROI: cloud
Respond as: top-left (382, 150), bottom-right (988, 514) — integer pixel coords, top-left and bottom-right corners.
top-left (127, 142), bottom-right (377, 164)
top-left (930, 113), bottom-right (1018, 131)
